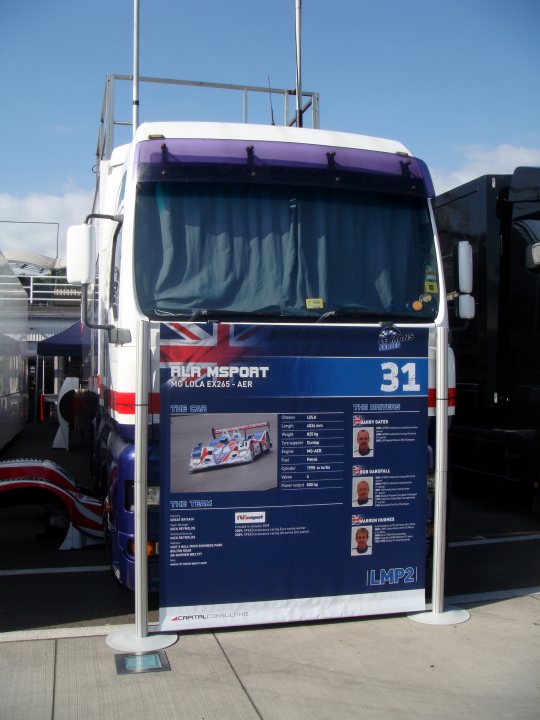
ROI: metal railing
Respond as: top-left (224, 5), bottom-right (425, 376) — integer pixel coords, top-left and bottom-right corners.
top-left (98, 73), bottom-right (321, 163)
top-left (18, 275), bottom-right (81, 307)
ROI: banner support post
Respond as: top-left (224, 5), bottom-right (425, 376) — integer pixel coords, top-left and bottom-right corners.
top-left (107, 320), bottom-right (177, 651)
top-left (410, 325), bottom-right (470, 625)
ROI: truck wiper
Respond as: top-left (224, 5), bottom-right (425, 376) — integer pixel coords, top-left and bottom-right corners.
top-left (155, 308), bottom-right (283, 322)
top-left (196, 308), bottom-right (285, 321)
top-left (316, 308), bottom-right (379, 323)
top-left (316, 308), bottom-right (418, 323)
top-left (155, 306), bottom-right (421, 324)
top-left (187, 309), bottom-right (209, 321)
top-left (154, 308), bottom-right (202, 318)
top-left (316, 310), bottom-right (338, 323)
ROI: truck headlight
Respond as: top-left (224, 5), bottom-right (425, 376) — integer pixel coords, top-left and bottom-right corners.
top-left (147, 486), bottom-right (160, 506)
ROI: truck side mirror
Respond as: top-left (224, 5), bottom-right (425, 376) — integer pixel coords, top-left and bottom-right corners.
top-left (457, 294), bottom-right (475, 319)
top-left (526, 242), bottom-right (540, 270)
top-left (456, 240), bottom-right (473, 294)
top-left (453, 240), bottom-right (475, 319)
top-left (66, 224), bottom-right (96, 285)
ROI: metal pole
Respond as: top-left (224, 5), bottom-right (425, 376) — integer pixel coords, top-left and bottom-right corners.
top-left (33, 353), bottom-right (39, 422)
top-left (132, 0), bottom-right (140, 134)
top-left (243, 88), bottom-right (248, 124)
top-left (105, 75), bottom-right (115, 160)
top-left (410, 324), bottom-right (469, 625)
top-left (295, 0), bottom-right (303, 127)
top-left (106, 319), bottom-right (177, 650)
top-left (134, 319), bottom-right (149, 638)
top-left (312, 93), bottom-right (320, 129)
top-left (432, 325), bottom-right (448, 613)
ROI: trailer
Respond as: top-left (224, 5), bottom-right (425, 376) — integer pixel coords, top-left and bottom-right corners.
top-left (433, 167), bottom-right (540, 510)
top-left (0, 249), bottom-right (28, 450)
top-left (0, 458), bottom-right (103, 548)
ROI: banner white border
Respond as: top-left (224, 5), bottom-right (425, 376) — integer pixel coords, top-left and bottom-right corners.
top-left (159, 589), bottom-right (425, 631)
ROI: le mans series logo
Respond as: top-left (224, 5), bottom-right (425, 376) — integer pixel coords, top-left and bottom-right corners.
top-left (378, 327), bottom-right (415, 352)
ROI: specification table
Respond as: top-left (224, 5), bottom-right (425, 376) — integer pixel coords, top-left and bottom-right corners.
top-left (279, 412), bottom-right (345, 489)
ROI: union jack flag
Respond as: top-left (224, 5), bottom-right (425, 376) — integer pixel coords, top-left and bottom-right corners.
top-left (160, 322), bottom-right (268, 383)
top-left (352, 465), bottom-right (363, 476)
top-left (351, 515), bottom-right (362, 525)
top-left (160, 322), bottom-right (267, 364)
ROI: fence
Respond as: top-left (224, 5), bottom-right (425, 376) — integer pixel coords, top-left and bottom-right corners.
top-left (18, 275), bottom-right (81, 307)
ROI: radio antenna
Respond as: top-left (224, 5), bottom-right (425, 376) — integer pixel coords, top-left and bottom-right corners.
top-left (268, 76), bottom-right (276, 126)
top-left (295, 0), bottom-right (303, 127)
top-left (132, 0), bottom-right (140, 134)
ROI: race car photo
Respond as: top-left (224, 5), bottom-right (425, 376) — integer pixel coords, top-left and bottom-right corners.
top-left (188, 422), bottom-right (272, 473)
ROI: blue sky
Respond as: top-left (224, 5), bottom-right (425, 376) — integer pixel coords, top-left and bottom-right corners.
top-left (1, 0), bottom-right (539, 259)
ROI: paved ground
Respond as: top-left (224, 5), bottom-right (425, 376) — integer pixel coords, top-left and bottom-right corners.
top-left (1, 422), bottom-right (539, 719)
top-left (1, 593), bottom-right (539, 720)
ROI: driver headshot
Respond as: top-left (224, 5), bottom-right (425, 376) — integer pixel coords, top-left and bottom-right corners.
top-left (353, 428), bottom-right (373, 457)
top-left (352, 526), bottom-right (372, 556)
top-left (354, 479), bottom-right (372, 506)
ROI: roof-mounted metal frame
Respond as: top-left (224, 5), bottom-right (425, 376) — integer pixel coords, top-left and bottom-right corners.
top-left (97, 73), bottom-right (320, 163)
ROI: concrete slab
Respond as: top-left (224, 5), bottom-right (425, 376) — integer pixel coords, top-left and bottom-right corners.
top-left (52, 633), bottom-right (259, 720)
top-left (0, 595), bottom-right (538, 720)
top-left (216, 596), bottom-right (540, 720)
top-left (0, 639), bottom-right (55, 720)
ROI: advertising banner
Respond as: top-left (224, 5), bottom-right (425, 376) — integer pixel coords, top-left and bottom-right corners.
top-left (158, 322), bottom-right (429, 631)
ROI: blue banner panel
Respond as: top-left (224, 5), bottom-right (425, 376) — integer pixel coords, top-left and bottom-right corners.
top-left (158, 323), bottom-right (430, 631)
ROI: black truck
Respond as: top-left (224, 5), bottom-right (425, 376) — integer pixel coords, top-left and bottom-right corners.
top-left (433, 167), bottom-right (540, 511)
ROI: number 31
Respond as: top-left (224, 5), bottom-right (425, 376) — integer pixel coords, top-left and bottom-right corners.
top-left (380, 362), bottom-right (420, 392)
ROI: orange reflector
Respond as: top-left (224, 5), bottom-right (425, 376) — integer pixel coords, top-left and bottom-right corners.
top-left (126, 540), bottom-right (158, 557)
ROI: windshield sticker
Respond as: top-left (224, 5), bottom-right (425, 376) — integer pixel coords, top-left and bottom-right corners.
top-left (412, 300), bottom-right (423, 312)
top-left (306, 298), bottom-right (324, 309)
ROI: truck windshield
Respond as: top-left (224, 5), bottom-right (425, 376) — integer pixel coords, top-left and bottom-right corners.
top-left (134, 181), bottom-right (439, 322)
